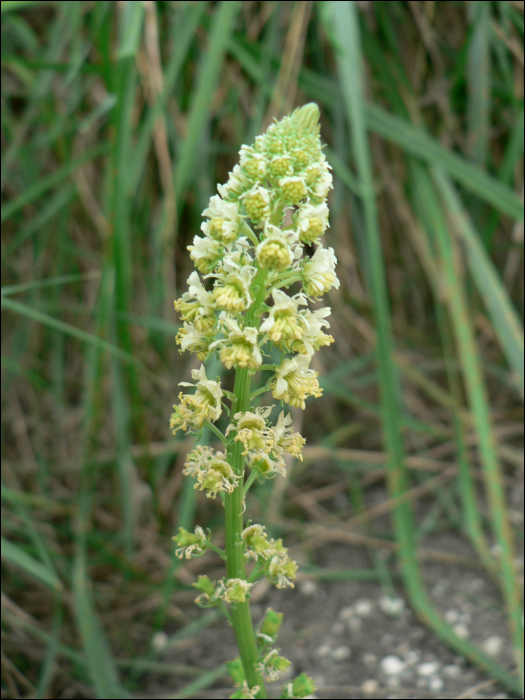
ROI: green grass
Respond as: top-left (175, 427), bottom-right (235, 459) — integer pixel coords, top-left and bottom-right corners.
top-left (1, 2), bottom-right (523, 698)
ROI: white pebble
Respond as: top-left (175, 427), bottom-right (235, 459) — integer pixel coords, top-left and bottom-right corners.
top-left (379, 595), bottom-right (404, 616)
top-left (443, 664), bottom-right (462, 678)
top-left (404, 650), bottom-right (420, 666)
top-left (151, 631), bottom-right (168, 652)
top-left (332, 646), bottom-right (351, 662)
top-left (380, 655), bottom-right (406, 675)
top-left (361, 679), bottom-right (380, 695)
top-left (417, 661), bottom-right (440, 677)
top-left (429, 676), bottom-right (444, 691)
top-left (299, 580), bottom-right (318, 596)
top-left (331, 622), bottom-right (345, 635)
top-left (482, 635), bottom-right (504, 658)
top-left (339, 606), bottom-right (354, 621)
top-left (347, 616), bottom-right (362, 633)
top-left (445, 609), bottom-right (460, 624)
top-left (387, 676), bottom-right (401, 687)
top-left (354, 598), bottom-right (374, 617)
top-left (316, 643), bottom-right (332, 659)
top-left (362, 652), bottom-right (377, 667)
top-left (453, 623), bottom-right (470, 639)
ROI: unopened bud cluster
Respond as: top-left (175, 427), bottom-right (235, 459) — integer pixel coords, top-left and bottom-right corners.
top-left (170, 104), bottom-right (337, 699)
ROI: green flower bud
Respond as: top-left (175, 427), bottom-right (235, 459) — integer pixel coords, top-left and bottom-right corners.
top-left (282, 673), bottom-right (316, 699)
top-left (279, 176), bottom-right (307, 205)
top-left (258, 608), bottom-right (284, 642)
top-left (291, 103), bottom-right (320, 133)
top-left (226, 657), bottom-right (245, 686)
top-left (256, 236), bottom-right (293, 271)
top-left (268, 155), bottom-right (294, 179)
top-left (193, 575), bottom-right (215, 597)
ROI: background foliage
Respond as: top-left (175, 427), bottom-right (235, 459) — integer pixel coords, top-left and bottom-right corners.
top-left (1, 1), bottom-right (523, 698)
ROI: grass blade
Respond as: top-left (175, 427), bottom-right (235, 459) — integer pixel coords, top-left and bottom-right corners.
top-left (1, 536), bottom-right (63, 592)
top-left (174, 1), bottom-right (241, 207)
top-left (327, 3), bottom-right (523, 695)
top-left (432, 169), bottom-right (524, 395)
top-left (365, 102), bottom-right (524, 222)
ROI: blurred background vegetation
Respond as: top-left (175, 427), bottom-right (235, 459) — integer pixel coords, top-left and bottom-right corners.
top-left (1, 1), bottom-right (523, 698)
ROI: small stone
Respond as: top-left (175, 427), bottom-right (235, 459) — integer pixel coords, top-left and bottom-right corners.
top-left (339, 606), bottom-right (354, 621)
top-left (362, 652), bottom-right (377, 667)
top-left (361, 680), bottom-right (380, 696)
top-left (429, 677), bottom-right (444, 691)
top-left (299, 580), bottom-right (318, 596)
top-left (404, 650), bottom-right (420, 666)
top-left (151, 631), bottom-right (168, 652)
top-left (347, 616), bottom-right (362, 633)
top-left (453, 623), bottom-right (470, 639)
top-left (387, 676), bottom-right (401, 687)
top-left (445, 609), bottom-right (459, 624)
top-left (380, 655), bottom-right (406, 675)
top-left (469, 578), bottom-right (486, 592)
top-left (459, 611), bottom-right (472, 624)
top-left (332, 646), bottom-right (351, 662)
top-left (331, 622), bottom-right (345, 635)
top-left (316, 643), bottom-right (331, 659)
top-left (379, 595), bottom-right (404, 616)
top-left (417, 661), bottom-right (440, 677)
top-left (482, 635), bottom-right (504, 658)
top-left (443, 664), bottom-right (462, 678)
top-left (354, 599), bottom-right (374, 617)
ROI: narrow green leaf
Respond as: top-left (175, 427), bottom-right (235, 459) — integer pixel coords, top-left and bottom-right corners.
top-left (365, 103), bottom-right (524, 222)
top-left (73, 541), bottom-right (128, 698)
top-left (1, 536), bottom-right (63, 592)
top-left (1, 144), bottom-right (110, 223)
top-left (1, 296), bottom-right (141, 368)
top-left (432, 168), bottom-right (524, 394)
top-left (174, 1), bottom-right (241, 205)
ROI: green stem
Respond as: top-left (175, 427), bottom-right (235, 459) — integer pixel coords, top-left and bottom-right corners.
top-left (243, 469), bottom-right (260, 497)
top-left (203, 420), bottom-right (227, 445)
top-left (224, 267), bottom-right (269, 698)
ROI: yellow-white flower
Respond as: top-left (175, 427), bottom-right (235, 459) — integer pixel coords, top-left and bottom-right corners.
top-left (175, 323), bottom-right (213, 360)
top-left (218, 578), bottom-right (254, 603)
top-left (214, 314), bottom-right (262, 369)
top-left (309, 162), bottom-right (333, 201)
top-left (247, 451), bottom-right (287, 478)
top-left (211, 265), bottom-right (255, 312)
top-left (225, 406), bottom-right (273, 455)
top-left (271, 354), bottom-right (322, 409)
top-left (259, 649), bottom-right (292, 682)
top-left (293, 307), bottom-right (334, 356)
top-left (201, 195), bottom-right (241, 245)
top-left (218, 163), bottom-right (250, 201)
top-left (183, 446), bottom-right (240, 498)
top-left (279, 175), bottom-right (307, 205)
top-left (302, 245), bottom-right (340, 297)
top-left (265, 540), bottom-right (298, 589)
top-left (241, 185), bottom-right (271, 224)
top-left (187, 234), bottom-right (223, 274)
top-left (170, 365), bottom-right (222, 434)
top-left (174, 271), bottom-right (216, 332)
top-left (259, 290), bottom-right (306, 347)
top-left (271, 411), bottom-right (305, 460)
top-left (294, 201), bottom-right (329, 244)
top-left (241, 523), bottom-right (275, 560)
top-left (240, 145), bottom-right (268, 181)
top-left (179, 364), bottom-right (223, 419)
top-left (173, 525), bottom-right (207, 559)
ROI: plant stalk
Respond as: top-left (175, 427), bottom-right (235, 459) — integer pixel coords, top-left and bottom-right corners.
top-left (224, 266), bottom-right (269, 697)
